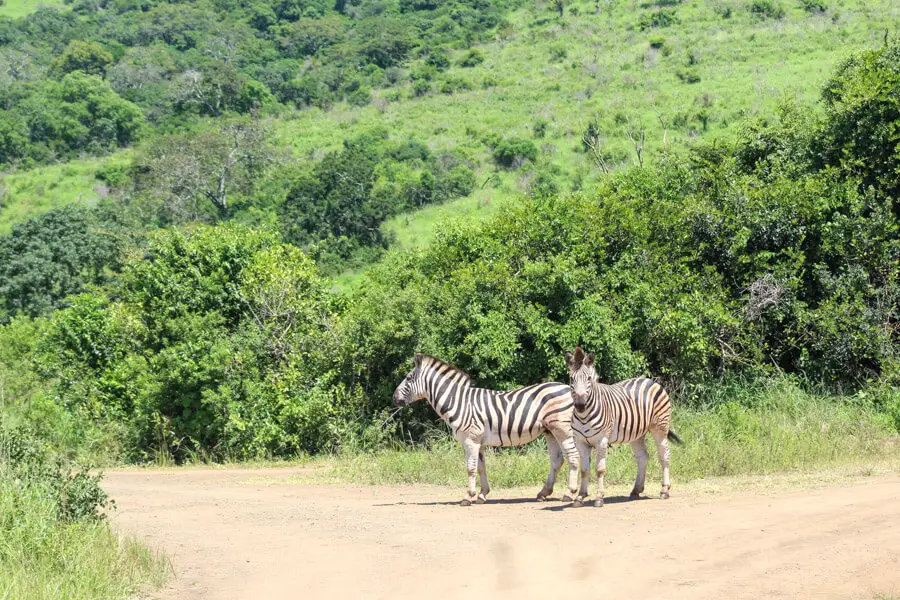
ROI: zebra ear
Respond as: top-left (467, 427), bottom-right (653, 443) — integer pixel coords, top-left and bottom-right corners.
top-left (584, 352), bottom-right (596, 368)
top-left (564, 351), bottom-right (574, 367)
top-left (413, 353), bottom-right (424, 368)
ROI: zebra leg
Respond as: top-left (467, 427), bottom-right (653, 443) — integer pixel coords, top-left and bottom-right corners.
top-left (549, 428), bottom-right (581, 505)
top-left (461, 438), bottom-right (481, 506)
top-left (477, 450), bottom-right (489, 504)
top-left (593, 437), bottom-right (609, 507)
top-left (576, 438), bottom-right (592, 503)
top-left (537, 432), bottom-right (563, 501)
top-left (629, 437), bottom-right (650, 499)
top-left (652, 429), bottom-right (672, 499)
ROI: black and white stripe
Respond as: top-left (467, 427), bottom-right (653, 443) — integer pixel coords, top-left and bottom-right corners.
top-left (565, 346), bottom-right (683, 506)
top-left (393, 353), bottom-right (581, 505)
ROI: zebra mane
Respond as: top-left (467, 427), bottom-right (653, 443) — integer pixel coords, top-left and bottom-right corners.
top-left (421, 355), bottom-right (474, 384)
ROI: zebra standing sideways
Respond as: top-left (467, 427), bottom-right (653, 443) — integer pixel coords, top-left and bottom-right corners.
top-left (564, 346), bottom-right (684, 507)
top-left (393, 353), bottom-right (582, 505)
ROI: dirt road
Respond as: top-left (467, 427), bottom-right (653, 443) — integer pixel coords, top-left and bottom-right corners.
top-left (104, 467), bottom-right (900, 600)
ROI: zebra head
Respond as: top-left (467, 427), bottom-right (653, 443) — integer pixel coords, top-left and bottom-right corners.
top-left (564, 346), bottom-right (596, 410)
top-left (393, 353), bottom-right (429, 406)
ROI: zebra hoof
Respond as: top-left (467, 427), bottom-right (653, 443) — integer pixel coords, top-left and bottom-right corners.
top-left (572, 497), bottom-right (585, 508)
top-left (593, 498), bottom-right (604, 508)
top-left (660, 491), bottom-right (670, 500)
top-left (460, 498), bottom-right (472, 507)
top-left (536, 493), bottom-right (548, 502)
top-left (476, 494), bottom-right (487, 505)
top-left (630, 491), bottom-right (642, 500)
top-left (562, 494), bottom-right (574, 502)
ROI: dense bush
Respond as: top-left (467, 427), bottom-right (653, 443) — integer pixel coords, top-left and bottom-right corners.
top-left (492, 137), bottom-right (539, 167)
top-left (799, 0), bottom-right (827, 13)
top-left (0, 206), bottom-right (124, 323)
top-left (0, 72), bottom-right (144, 166)
top-left (749, 0), bottom-right (786, 19)
top-left (280, 132), bottom-right (474, 269)
top-left (0, 427), bottom-right (110, 523)
top-left (638, 8), bottom-right (679, 30)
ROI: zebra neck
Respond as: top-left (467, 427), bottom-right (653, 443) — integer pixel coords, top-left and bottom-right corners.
top-left (426, 372), bottom-right (473, 419)
top-left (586, 381), bottom-right (613, 427)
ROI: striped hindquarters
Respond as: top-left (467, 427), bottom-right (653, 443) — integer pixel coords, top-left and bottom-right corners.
top-left (603, 378), bottom-right (672, 443)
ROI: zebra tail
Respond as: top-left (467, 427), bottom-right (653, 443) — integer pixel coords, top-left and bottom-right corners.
top-left (667, 430), bottom-right (684, 446)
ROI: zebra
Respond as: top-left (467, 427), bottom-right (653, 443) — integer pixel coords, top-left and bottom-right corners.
top-left (563, 346), bottom-right (684, 507)
top-left (393, 353), bottom-right (582, 506)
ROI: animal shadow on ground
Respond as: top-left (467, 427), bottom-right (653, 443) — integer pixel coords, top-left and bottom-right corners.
top-left (540, 494), bottom-right (651, 511)
top-left (374, 495), bottom-right (652, 508)
top-left (374, 497), bottom-right (539, 507)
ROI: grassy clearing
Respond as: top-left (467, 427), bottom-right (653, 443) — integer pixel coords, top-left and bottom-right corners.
top-left (265, 381), bottom-right (898, 490)
top-left (0, 0), bottom-right (60, 18)
top-left (0, 153), bottom-right (129, 235)
top-left (0, 469), bottom-right (170, 600)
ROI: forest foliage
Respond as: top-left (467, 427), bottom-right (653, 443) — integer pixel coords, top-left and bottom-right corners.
top-left (1, 39), bottom-right (898, 462)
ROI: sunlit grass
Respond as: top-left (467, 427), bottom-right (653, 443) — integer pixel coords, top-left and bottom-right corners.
top-left (0, 469), bottom-right (170, 600)
top-left (0, 0), bottom-right (59, 18)
top-left (0, 153), bottom-right (130, 235)
top-left (262, 380), bottom-right (899, 490)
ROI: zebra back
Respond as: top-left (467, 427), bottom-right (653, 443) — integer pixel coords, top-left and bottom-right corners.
top-left (416, 356), bottom-right (575, 447)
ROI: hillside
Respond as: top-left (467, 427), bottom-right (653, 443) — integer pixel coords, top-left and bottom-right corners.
top-left (1, 0), bottom-right (898, 246)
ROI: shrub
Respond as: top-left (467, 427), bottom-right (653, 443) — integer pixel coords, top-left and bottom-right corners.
top-left (347, 86), bottom-right (372, 106)
top-left (638, 8), bottom-right (679, 30)
top-left (549, 45), bottom-right (567, 62)
top-left (458, 48), bottom-right (485, 67)
top-left (411, 79), bottom-right (430, 97)
top-left (677, 68), bottom-right (701, 83)
top-left (439, 76), bottom-right (471, 94)
top-left (492, 137), bottom-right (538, 167)
top-left (425, 48), bottom-right (451, 71)
top-left (0, 206), bottom-right (123, 323)
top-left (799, 0), bottom-right (827, 13)
top-left (533, 118), bottom-right (549, 138)
top-left (749, 0), bottom-right (785, 19)
top-left (1, 427), bottom-right (111, 523)
top-left (649, 34), bottom-right (666, 49)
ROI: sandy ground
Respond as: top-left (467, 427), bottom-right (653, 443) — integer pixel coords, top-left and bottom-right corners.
top-left (103, 467), bottom-right (900, 600)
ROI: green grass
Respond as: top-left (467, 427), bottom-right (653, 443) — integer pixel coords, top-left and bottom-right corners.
top-left (273, 0), bottom-right (899, 253)
top-left (0, 0), bottom-right (61, 18)
top-left (0, 469), bottom-right (170, 600)
top-left (280, 380), bottom-right (898, 489)
top-left (0, 152), bottom-right (130, 235)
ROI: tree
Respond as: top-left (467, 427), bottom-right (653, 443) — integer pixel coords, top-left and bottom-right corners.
top-left (136, 120), bottom-right (278, 220)
top-left (50, 40), bottom-right (113, 77)
top-left (552, 0), bottom-right (565, 17)
top-left (170, 64), bottom-right (272, 116)
top-left (0, 112), bottom-right (28, 166)
top-left (0, 206), bottom-right (122, 323)
top-left (278, 16), bottom-right (345, 58)
top-left (352, 18), bottom-right (415, 68)
top-left (820, 41), bottom-right (900, 209)
top-left (55, 71), bottom-right (145, 148)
